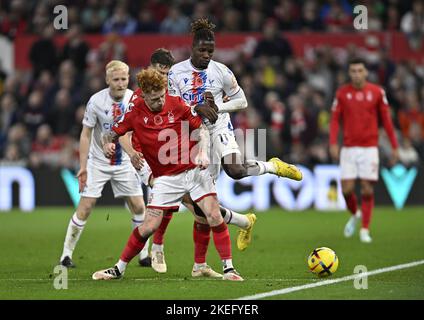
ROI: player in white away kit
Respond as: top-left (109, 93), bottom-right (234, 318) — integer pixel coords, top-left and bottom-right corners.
top-left (59, 61), bottom-right (149, 268)
top-left (163, 18), bottom-right (303, 275)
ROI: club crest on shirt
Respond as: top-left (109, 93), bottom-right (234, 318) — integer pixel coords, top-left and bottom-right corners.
top-left (144, 117), bottom-right (148, 124)
top-left (355, 92), bottom-right (364, 101)
top-left (154, 115), bottom-right (163, 125)
top-left (168, 111), bottom-right (175, 123)
top-left (366, 91), bottom-right (373, 101)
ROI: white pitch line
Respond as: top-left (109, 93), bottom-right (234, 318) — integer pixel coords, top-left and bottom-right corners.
top-left (237, 259), bottom-right (424, 300)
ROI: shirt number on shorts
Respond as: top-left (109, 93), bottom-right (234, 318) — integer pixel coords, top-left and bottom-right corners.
top-left (219, 133), bottom-right (229, 145)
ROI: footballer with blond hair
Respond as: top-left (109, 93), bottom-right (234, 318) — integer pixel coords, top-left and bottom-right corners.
top-left (58, 60), bottom-right (148, 268)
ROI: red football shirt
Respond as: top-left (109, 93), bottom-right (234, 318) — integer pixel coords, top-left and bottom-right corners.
top-left (113, 93), bottom-right (202, 177)
top-left (329, 82), bottom-right (398, 148)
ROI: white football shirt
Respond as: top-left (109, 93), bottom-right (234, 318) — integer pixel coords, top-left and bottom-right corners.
top-left (168, 59), bottom-right (241, 136)
top-left (82, 88), bottom-right (133, 166)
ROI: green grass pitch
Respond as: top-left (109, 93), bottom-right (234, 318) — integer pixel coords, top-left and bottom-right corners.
top-left (0, 206), bottom-right (423, 300)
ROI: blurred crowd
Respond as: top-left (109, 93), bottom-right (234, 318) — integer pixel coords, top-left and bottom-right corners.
top-left (1, 0), bottom-right (424, 36)
top-left (0, 0), bottom-right (423, 170)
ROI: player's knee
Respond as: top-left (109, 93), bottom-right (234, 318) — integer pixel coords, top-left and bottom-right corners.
top-left (225, 164), bottom-right (247, 180)
top-left (76, 199), bottom-right (95, 219)
top-left (133, 202), bottom-right (146, 215)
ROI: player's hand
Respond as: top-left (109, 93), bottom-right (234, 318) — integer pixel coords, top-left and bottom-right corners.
top-left (204, 91), bottom-right (218, 112)
top-left (389, 148), bottom-right (400, 166)
top-left (329, 144), bottom-right (339, 162)
top-left (130, 152), bottom-right (144, 170)
top-left (195, 151), bottom-right (209, 170)
top-left (194, 103), bottom-right (218, 124)
top-left (103, 143), bottom-right (115, 158)
top-left (76, 168), bottom-right (87, 193)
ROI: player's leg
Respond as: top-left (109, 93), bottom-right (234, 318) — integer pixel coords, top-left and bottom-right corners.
top-left (340, 147), bottom-right (362, 237)
top-left (60, 196), bottom-right (97, 267)
top-left (150, 209), bottom-right (174, 273)
top-left (125, 195), bottom-right (151, 267)
top-left (195, 195), bottom-right (243, 281)
top-left (92, 174), bottom-right (185, 280)
top-left (60, 162), bottom-right (109, 267)
top-left (181, 196), bottom-right (221, 278)
top-left (357, 147), bottom-right (379, 243)
top-left (183, 194), bottom-right (256, 251)
top-left (359, 180), bottom-right (375, 243)
top-left (92, 207), bottom-right (164, 280)
top-left (222, 153), bottom-right (302, 181)
top-left (112, 165), bottom-right (147, 265)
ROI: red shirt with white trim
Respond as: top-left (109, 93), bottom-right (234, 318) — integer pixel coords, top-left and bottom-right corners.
top-left (113, 92), bottom-right (202, 177)
top-left (329, 82), bottom-right (398, 148)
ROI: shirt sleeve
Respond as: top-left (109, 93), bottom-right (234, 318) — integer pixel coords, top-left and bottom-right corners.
top-left (329, 90), bottom-right (342, 145)
top-left (112, 107), bottom-right (134, 136)
top-left (167, 69), bottom-right (181, 97)
top-left (378, 88), bottom-right (398, 149)
top-left (179, 97), bottom-right (202, 129)
top-left (222, 65), bottom-right (241, 97)
top-left (82, 97), bottom-right (97, 128)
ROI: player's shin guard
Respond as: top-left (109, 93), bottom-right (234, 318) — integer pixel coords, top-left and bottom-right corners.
top-left (193, 221), bottom-right (211, 264)
top-left (153, 210), bottom-right (174, 246)
top-left (361, 194), bottom-right (374, 229)
top-left (211, 222), bottom-right (232, 261)
top-left (120, 228), bottom-right (148, 263)
top-left (344, 193), bottom-right (358, 215)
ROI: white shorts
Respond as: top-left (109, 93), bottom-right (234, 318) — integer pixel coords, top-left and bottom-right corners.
top-left (136, 160), bottom-right (152, 187)
top-left (147, 167), bottom-right (217, 210)
top-left (340, 146), bottom-right (379, 181)
top-left (209, 127), bottom-right (241, 179)
top-left (81, 160), bottom-right (143, 198)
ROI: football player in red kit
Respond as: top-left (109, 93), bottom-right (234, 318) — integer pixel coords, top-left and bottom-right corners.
top-left (329, 58), bottom-right (399, 243)
top-left (92, 68), bottom-right (243, 281)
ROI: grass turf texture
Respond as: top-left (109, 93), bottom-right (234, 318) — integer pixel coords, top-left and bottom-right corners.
top-left (0, 207), bottom-right (423, 300)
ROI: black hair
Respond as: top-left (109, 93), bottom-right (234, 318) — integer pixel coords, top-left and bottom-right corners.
top-left (150, 48), bottom-right (175, 67)
top-left (348, 57), bottom-right (367, 68)
top-left (191, 18), bottom-right (215, 46)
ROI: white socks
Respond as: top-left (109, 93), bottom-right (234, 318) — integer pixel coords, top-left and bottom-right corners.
top-left (61, 212), bottom-right (86, 261)
top-left (116, 259), bottom-right (128, 274)
top-left (222, 259), bottom-right (234, 272)
top-left (221, 207), bottom-right (249, 229)
top-left (132, 214), bottom-right (150, 260)
top-left (245, 159), bottom-right (276, 175)
top-left (151, 243), bottom-right (164, 253)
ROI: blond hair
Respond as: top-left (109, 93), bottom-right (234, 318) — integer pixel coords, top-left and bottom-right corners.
top-left (136, 67), bottom-right (167, 93)
top-left (105, 60), bottom-right (129, 78)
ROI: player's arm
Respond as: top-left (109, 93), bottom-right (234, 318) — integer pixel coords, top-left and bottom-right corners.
top-left (102, 111), bottom-right (134, 158)
top-left (215, 87), bottom-right (248, 113)
top-left (118, 132), bottom-right (144, 170)
top-left (78, 97), bottom-right (97, 192)
top-left (77, 125), bottom-right (93, 192)
top-left (378, 89), bottom-right (399, 164)
top-left (329, 91), bottom-right (342, 162)
top-left (219, 66), bottom-right (248, 113)
top-left (195, 123), bottom-right (210, 170)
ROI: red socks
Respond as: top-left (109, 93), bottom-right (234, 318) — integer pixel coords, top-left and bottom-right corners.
top-left (344, 193), bottom-right (358, 215)
top-left (211, 222), bottom-right (232, 260)
top-left (120, 228), bottom-right (148, 263)
top-left (361, 194), bottom-right (374, 229)
top-left (153, 210), bottom-right (174, 245)
top-left (193, 221), bottom-right (210, 264)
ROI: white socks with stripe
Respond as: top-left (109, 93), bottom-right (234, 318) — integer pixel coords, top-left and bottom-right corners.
top-left (61, 212), bottom-right (86, 261)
